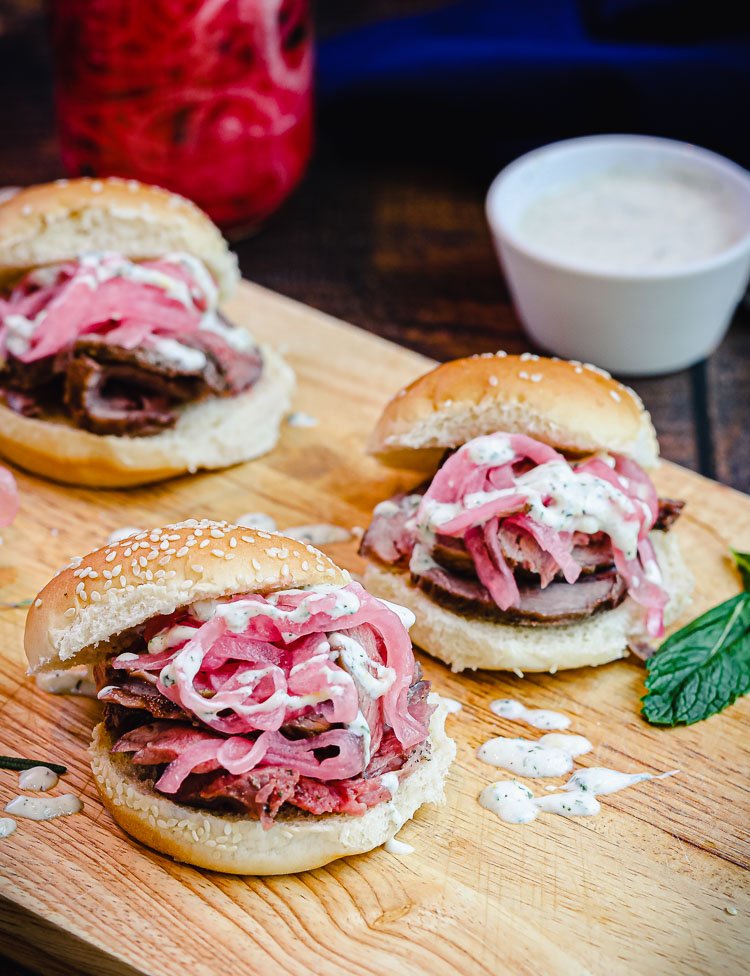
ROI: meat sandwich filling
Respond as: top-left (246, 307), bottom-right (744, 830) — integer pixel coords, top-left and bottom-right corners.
top-left (360, 432), bottom-right (684, 637)
top-left (0, 252), bottom-right (262, 435)
top-left (96, 583), bottom-right (434, 827)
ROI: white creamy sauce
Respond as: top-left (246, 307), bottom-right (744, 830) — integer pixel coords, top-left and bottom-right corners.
top-left (480, 766), bottom-right (678, 824)
top-left (380, 772), bottom-right (399, 796)
top-left (18, 766), bottom-right (59, 792)
top-left (36, 666), bottom-right (96, 697)
top-left (562, 767), bottom-right (678, 796)
top-left (408, 543), bottom-right (440, 576)
top-left (107, 526), bottom-right (142, 545)
top-left (286, 411), bottom-right (318, 428)
top-left (534, 791), bottom-right (601, 818)
top-left (476, 736), bottom-right (575, 777)
top-left (199, 310), bottom-right (255, 352)
top-left (537, 733), bottom-right (593, 757)
top-left (285, 524), bottom-right (351, 545)
top-left (377, 599), bottom-right (416, 631)
top-left (150, 337), bottom-right (207, 371)
top-left (329, 632), bottom-right (396, 699)
top-left (439, 696), bottom-right (463, 715)
top-left (384, 837), bottom-right (415, 856)
top-left (516, 168), bottom-right (742, 272)
top-left (490, 698), bottom-right (571, 730)
top-left (479, 781), bottom-right (538, 823)
top-left (467, 435), bottom-right (518, 467)
top-left (0, 817), bottom-right (17, 838)
top-left (347, 708), bottom-right (372, 767)
top-left (236, 512), bottom-right (278, 532)
top-left (147, 624), bottom-right (200, 655)
top-left (5, 794), bottom-right (82, 821)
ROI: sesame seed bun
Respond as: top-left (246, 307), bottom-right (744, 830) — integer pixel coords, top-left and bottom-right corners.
top-left (90, 701), bottom-right (455, 875)
top-left (0, 344), bottom-right (294, 488)
top-left (25, 520), bottom-right (349, 674)
top-left (368, 353), bottom-right (659, 470)
top-left (27, 519), bottom-right (455, 875)
top-left (0, 178), bottom-right (238, 298)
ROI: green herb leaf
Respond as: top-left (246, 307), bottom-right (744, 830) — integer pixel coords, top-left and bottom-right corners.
top-left (0, 756), bottom-right (67, 775)
top-left (642, 592), bottom-right (750, 726)
top-left (731, 549), bottom-right (750, 592)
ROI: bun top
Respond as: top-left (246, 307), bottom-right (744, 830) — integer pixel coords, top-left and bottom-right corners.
top-left (0, 178), bottom-right (239, 299)
top-left (368, 352), bottom-right (658, 470)
top-left (25, 520), bottom-right (350, 673)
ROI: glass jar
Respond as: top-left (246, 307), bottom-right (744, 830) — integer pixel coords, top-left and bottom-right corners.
top-left (51, 0), bottom-right (313, 233)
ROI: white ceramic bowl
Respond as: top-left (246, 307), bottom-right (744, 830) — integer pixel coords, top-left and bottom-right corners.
top-left (486, 135), bottom-right (750, 375)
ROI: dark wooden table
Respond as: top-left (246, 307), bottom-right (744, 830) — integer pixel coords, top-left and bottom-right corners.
top-left (0, 3), bottom-right (748, 496)
top-left (0, 6), bottom-right (748, 974)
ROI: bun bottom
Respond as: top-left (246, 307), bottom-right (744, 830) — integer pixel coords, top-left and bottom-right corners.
top-left (0, 345), bottom-right (294, 487)
top-left (90, 701), bottom-right (455, 875)
top-left (362, 532), bottom-right (693, 673)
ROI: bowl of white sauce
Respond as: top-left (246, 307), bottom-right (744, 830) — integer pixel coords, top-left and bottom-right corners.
top-left (486, 135), bottom-right (750, 375)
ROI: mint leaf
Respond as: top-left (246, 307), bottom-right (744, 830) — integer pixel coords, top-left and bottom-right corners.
top-left (642, 592), bottom-right (750, 725)
top-left (731, 549), bottom-right (750, 591)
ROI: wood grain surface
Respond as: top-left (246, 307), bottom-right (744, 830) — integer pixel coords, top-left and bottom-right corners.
top-left (0, 282), bottom-right (748, 976)
top-left (1, 3), bottom-right (749, 498)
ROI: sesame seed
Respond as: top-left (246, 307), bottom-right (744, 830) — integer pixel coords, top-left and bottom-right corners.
top-left (229, 538), bottom-right (237, 548)
top-left (191, 564), bottom-right (204, 573)
top-left (610, 390), bottom-right (621, 402)
top-left (91, 591), bottom-right (101, 601)
top-left (176, 547), bottom-right (189, 558)
top-left (488, 376), bottom-right (499, 387)
top-left (34, 598), bottom-right (42, 608)
top-left (210, 528), bottom-right (224, 539)
top-left (199, 539), bottom-right (210, 549)
top-left (211, 549), bottom-right (224, 558)
top-left (530, 373), bottom-right (543, 382)
top-left (105, 551), bottom-right (116, 562)
top-left (519, 371), bottom-right (529, 380)
top-left (139, 556), bottom-right (148, 567)
top-left (64, 607), bottom-right (76, 618)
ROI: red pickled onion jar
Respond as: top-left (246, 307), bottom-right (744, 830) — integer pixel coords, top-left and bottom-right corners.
top-left (50, 0), bottom-right (313, 233)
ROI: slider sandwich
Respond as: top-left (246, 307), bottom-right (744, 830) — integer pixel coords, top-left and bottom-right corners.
top-left (360, 354), bottom-right (693, 672)
top-left (26, 521), bottom-right (454, 874)
top-left (0, 179), bottom-right (294, 486)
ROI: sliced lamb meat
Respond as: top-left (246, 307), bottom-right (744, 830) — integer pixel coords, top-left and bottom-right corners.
top-left (654, 498), bottom-right (685, 532)
top-left (178, 766), bottom-right (300, 827)
top-left (414, 562), bottom-right (628, 625)
top-left (292, 774), bottom-right (391, 817)
top-left (64, 354), bottom-right (179, 435)
top-left (1, 387), bottom-right (42, 416)
top-left (190, 328), bottom-right (263, 395)
top-left (358, 490), bottom-right (424, 567)
top-left (98, 677), bottom-right (188, 721)
top-left (0, 315), bottom-right (263, 437)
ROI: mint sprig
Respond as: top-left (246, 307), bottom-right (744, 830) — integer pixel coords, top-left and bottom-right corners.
top-left (642, 550), bottom-right (750, 726)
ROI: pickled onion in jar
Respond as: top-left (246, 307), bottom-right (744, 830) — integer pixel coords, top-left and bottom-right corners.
top-left (51, 0), bottom-right (313, 231)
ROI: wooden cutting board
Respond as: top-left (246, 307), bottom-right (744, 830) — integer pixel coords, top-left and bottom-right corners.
top-left (0, 282), bottom-right (747, 976)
